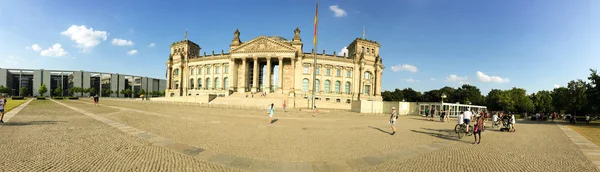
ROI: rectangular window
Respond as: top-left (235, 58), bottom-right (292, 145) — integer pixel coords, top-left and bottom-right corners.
top-left (326, 69), bottom-right (331, 76)
top-left (346, 71), bottom-right (351, 77)
top-left (364, 85), bottom-right (371, 96)
top-left (303, 66), bottom-right (309, 74)
top-left (336, 69), bottom-right (341, 77)
top-left (190, 69), bottom-right (194, 75)
top-left (215, 67), bottom-right (220, 74)
top-left (316, 68), bottom-right (320, 75)
top-left (198, 68), bottom-right (202, 75)
top-left (224, 65), bottom-right (229, 74)
top-left (207, 67), bottom-right (211, 74)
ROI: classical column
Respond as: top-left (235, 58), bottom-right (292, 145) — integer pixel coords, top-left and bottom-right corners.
top-left (266, 57), bottom-right (272, 92)
top-left (239, 58), bottom-right (247, 93)
top-left (252, 57), bottom-right (258, 93)
top-left (291, 58), bottom-right (296, 96)
top-left (211, 64), bottom-right (215, 90)
top-left (278, 57), bottom-right (283, 94)
top-left (229, 60), bottom-right (235, 90)
top-left (202, 65), bottom-right (206, 90)
top-left (167, 66), bottom-right (172, 89)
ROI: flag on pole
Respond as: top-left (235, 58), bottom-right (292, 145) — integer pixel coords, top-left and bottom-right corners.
top-left (313, 0), bottom-right (319, 45)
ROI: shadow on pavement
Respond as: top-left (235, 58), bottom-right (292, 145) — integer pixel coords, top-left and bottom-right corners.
top-left (2, 120), bottom-right (64, 126)
top-left (368, 126), bottom-right (392, 135)
top-left (270, 119), bottom-right (279, 124)
top-left (410, 129), bottom-right (471, 143)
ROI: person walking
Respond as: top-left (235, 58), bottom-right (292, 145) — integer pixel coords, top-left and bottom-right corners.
top-left (390, 107), bottom-right (398, 135)
top-left (0, 94), bottom-right (6, 123)
top-left (93, 94), bottom-right (99, 106)
top-left (430, 108), bottom-right (436, 121)
top-left (424, 108), bottom-right (430, 120)
top-left (440, 110), bottom-right (446, 122)
top-left (473, 115), bottom-right (483, 144)
top-left (282, 100), bottom-right (287, 112)
top-left (312, 106), bottom-right (318, 117)
top-left (267, 103), bottom-right (275, 125)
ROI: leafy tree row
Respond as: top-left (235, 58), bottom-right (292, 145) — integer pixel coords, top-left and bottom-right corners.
top-left (382, 69), bottom-right (600, 115)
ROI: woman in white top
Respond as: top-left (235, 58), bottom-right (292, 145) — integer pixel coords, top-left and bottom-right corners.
top-left (510, 114), bottom-right (516, 132)
top-left (389, 107), bottom-right (398, 135)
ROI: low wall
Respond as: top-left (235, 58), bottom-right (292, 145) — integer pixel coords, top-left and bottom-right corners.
top-left (295, 98), bottom-right (351, 110)
top-left (351, 100), bottom-right (420, 115)
top-left (146, 95), bottom-right (215, 104)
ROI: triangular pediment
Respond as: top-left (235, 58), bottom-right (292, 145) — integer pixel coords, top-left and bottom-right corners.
top-left (231, 36), bottom-right (296, 52)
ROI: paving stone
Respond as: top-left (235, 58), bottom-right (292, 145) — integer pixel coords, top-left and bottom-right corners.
top-left (194, 150), bottom-right (219, 161)
top-left (229, 157), bottom-right (253, 170)
top-left (294, 162), bottom-right (312, 172)
top-left (208, 153), bottom-right (236, 165)
top-left (135, 133), bottom-right (155, 140)
top-left (362, 156), bottom-right (384, 166)
top-left (326, 160), bottom-right (351, 171)
top-left (310, 162), bottom-right (330, 172)
top-left (273, 162), bottom-right (295, 171)
top-left (346, 158), bottom-right (370, 170)
top-left (249, 160), bottom-right (275, 171)
top-left (152, 139), bottom-right (175, 147)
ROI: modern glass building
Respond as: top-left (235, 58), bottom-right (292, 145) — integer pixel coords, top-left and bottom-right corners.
top-left (0, 68), bottom-right (166, 97)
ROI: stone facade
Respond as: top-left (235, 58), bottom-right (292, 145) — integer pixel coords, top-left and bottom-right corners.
top-left (165, 27), bottom-right (384, 101)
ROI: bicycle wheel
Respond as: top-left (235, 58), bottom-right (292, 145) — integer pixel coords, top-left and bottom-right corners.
top-left (455, 124), bottom-right (463, 139)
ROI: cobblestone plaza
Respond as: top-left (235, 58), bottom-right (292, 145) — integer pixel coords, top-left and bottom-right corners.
top-left (0, 100), bottom-right (598, 171)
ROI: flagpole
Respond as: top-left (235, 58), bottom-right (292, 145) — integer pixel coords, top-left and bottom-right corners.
top-left (311, 0), bottom-right (319, 110)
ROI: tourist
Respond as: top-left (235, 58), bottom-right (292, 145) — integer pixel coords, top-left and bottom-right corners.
top-left (282, 100), bottom-right (287, 112)
top-left (313, 106), bottom-right (318, 117)
top-left (424, 107), bottom-right (430, 120)
top-left (492, 112), bottom-right (499, 126)
top-left (94, 94), bottom-right (99, 106)
top-left (0, 94), bottom-right (6, 123)
top-left (463, 108), bottom-right (473, 133)
top-left (268, 103), bottom-right (275, 125)
top-left (430, 108), bottom-right (436, 121)
top-left (390, 107), bottom-right (398, 135)
top-left (536, 112), bottom-right (541, 123)
top-left (553, 112), bottom-right (557, 122)
top-left (440, 110), bottom-right (445, 122)
top-left (511, 114), bottom-right (516, 131)
top-left (458, 111), bottom-right (464, 127)
top-left (473, 115), bottom-right (483, 144)
top-left (586, 114), bottom-right (591, 125)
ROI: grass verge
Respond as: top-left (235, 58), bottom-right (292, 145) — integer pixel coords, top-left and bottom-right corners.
top-left (4, 99), bottom-right (28, 113)
top-left (569, 122), bottom-right (600, 146)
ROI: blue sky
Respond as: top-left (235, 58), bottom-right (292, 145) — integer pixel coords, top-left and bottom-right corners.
top-left (0, 0), bottom-right (598, 94)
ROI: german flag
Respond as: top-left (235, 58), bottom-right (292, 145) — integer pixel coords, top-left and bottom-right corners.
top-left (313, 0), bottom-right (319, 45)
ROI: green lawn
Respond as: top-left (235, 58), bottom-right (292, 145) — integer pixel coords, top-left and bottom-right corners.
top-left (570, 121), bottom-right (600, 146)
top-left (3, 99), bottom-right (28, 113)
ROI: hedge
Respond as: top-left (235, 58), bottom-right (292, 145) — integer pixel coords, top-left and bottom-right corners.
top-left (11, 96), bottom-right (24, 100)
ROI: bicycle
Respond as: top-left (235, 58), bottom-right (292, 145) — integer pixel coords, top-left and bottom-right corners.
top-left (454, 123), bottom-right (473, 139)
top-left (491, 120), bottom-right (501, 128)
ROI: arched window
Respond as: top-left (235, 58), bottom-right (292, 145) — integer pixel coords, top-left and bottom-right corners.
top-left (364, 72), bottom-right (372, 79)
top-left (174, 69), bottom-right (180, 75)
top-left (224, 77), bottom-right (229, 89)
top-left (215, 78), bottom-right (220, 89)
top-left (190, 79), bottom-right (194, 89)
top-left (324, 80), bottom-right (331, 93)
top-left (302, 79), bottom-right (309, 92)
top-left (206, 78), bottom-right (211, 89)
top-left (345, 82), bottom-right (351, 94)
top-left (198, 78), bottom-right (202, 89)
top-left (335, 81), bottom-right (341, 94)
top-left (315, 79), bottom-right (320, 92)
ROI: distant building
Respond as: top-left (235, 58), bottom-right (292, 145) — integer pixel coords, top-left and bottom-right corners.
top-left (0, 68), bottom-right (166, 97)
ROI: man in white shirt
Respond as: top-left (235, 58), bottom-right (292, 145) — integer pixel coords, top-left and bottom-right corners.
top-left (463, 108), bottom-right (473, 133)
top-left (0, 94), bottom-right (6, 123)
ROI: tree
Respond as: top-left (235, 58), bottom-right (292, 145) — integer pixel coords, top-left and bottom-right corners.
top-left (586, 69), bottom-right (600, 114)
top-left (138, 89), bottom-right (146, 97)
top-left (88, 88), bottom-right (96, 95)
top-left (532, 90), bottom-right (553, 113)
top-left (485, 89), bottom-right (503, 111)
top-left (552, 87), bottom-right (569, 114)
top-left (123, 88), bottom-right (132, 97)
top-left (0, 85), bottom-right (9, 95)
top-left (38, 84), bottom-right (48, 97)
top-left (54, 86), bottom-right (63, 97)
top-left (567, 79), bottom-right (587, 115)
top-left (19, 86), bottom-right (29, 96)
top-left (402, 88), bottom-right (421, 102)
top-left (498, 90), bottom-right (515, 112)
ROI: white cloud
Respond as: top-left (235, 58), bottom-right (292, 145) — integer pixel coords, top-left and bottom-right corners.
top-left (446, 74), bottom-right (468, 84)
top-left (61, 25), bottom-right (108, 51)
top-left (329, 5), bottom-right (347, 17)
top-left (476, 71), bottom-right (510, 83)
top-left (405, 79), bottom-right (420, 83)
top-left (40, 43), bottom-right (69, 57)
top-left (127, 49), bottom-right (138, 55)
top-left (390, 64), bottom-right (418, 73)
top-left (111, 38), bottom-right (134, 46)
top-left (554, 84), bottom-right (560, 88)
top-left (27, 44), bottom-right (42, 52)
top-left (339, 47), bottom-right (348, 56)
top-left (148, 43), bottom-right (156, 47)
